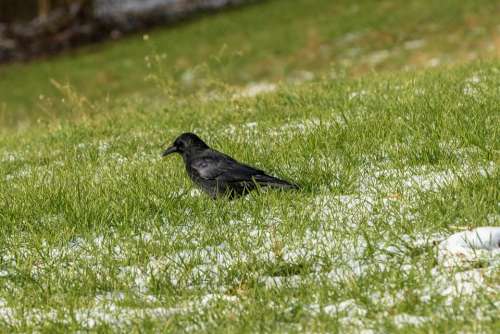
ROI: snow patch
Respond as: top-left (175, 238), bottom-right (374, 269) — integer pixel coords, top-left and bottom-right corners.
top-left (394, 313), bottom-right (429, 327)
top-left (235, 82), bottom-right (277, 98)
top-left (368, 50), bottom-right (390, 64)
top-left (323, 299), bottom-right (367, 318)
top-left (438, 227), bottom-right (500, 267)
top-left (404, 39), bottom-right (426, 50)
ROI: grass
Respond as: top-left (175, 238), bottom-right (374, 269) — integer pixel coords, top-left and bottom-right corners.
top-left (1, 0), bottom-right (500, 128)
top-left (0, 0), bottom-right (499, 332)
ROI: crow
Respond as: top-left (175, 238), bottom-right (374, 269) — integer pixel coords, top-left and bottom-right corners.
top-left (162, 132), bottom-right (299, 199)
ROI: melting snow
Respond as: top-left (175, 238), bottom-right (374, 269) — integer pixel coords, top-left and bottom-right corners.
top-left (368, 50), bottom-right (390, 64)
top-left (1, 134), bottom-right (497, 330)
top-left (0, 292), bottom-right (239, 328)
top-left (437, 227), bottom-right (500, 267)
top-left (234, 82), bottom-right (277, 98)
top-left (403, 39), bottom-right (426, 50)
top-left (323, 299), bottom-right (367, 317)
top-left (393, 313), bottom-right (429, 327)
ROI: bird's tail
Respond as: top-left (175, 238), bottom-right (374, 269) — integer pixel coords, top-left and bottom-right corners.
top-left (253, 174), bottom-right (300, 190)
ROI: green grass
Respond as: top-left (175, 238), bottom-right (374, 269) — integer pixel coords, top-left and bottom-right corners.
top-left (0, 0), bottom-right (499, 332)
top-left (1, 0), bottom-right (499, 128)
top-left (1, 62), bottom-right (498, 332)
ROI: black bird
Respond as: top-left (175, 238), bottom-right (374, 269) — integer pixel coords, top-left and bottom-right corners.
top-left (162, 132), bottom-right (299, 198)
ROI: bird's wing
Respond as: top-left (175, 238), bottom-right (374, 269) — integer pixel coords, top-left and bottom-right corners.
top-left (190, 151), bottom-right (264, 182)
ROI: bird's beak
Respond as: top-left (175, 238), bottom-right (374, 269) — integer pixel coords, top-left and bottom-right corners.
top-left (161, 146), bottom-right (177, 157)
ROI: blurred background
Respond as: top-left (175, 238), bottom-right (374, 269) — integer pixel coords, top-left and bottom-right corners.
top-left (0, 0), bottom-right (252, 62)
top-left (0, 0), bottom-right (499, 130)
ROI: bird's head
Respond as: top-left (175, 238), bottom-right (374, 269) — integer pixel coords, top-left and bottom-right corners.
top-left (162, 132), bottom-right (209, 157)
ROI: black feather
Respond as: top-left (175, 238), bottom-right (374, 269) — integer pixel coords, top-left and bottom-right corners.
top-left (162, 133), bottom-right (299, 199)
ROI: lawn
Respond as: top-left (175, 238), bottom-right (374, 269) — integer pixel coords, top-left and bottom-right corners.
top-left (0, 0), bottom-right (499, 332)
top-left (1, 0), bottom-right (499, 128)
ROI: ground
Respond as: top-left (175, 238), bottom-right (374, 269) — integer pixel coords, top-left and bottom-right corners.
top-left (0, 0), bottom-right (499, 332)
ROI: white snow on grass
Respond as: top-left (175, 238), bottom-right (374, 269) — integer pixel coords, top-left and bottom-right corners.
top-left (287, 70), bottom-right (315, 84)
top-left (440, 269), bottom-right (486, 298)
top-left (1, 138), bottom-right (497, 330)
top-left (403, 39), bottom-right (426, 50)
top-left (301, 299), bottom-right (369, 329)
top-left (223, 117), bottom-right (338, 141)
top-left (0, 292), bottom-right (240, 328)
top-left (258, 274), bottom-right (305, 289)
top-left (360, 161), bottom-right (496, 195)
top-left (393, 313), bottom-right (429, 327)
top-left (370, 291), bottom-right (406, 308)
top-left (420, 266), bottom-right (499, 307)
top-left (323, 299), bottom-right (367, 318)
top-left (1, 152), bottom-right (21, 162)
top-left (234, 82), bottom-right (277, 98)
top-left (367, 50), bottom-right (390, 64)
top-left (437, 227), bottom-right (500, 267)
top-left (440, 227), bottom-right (500, 252)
